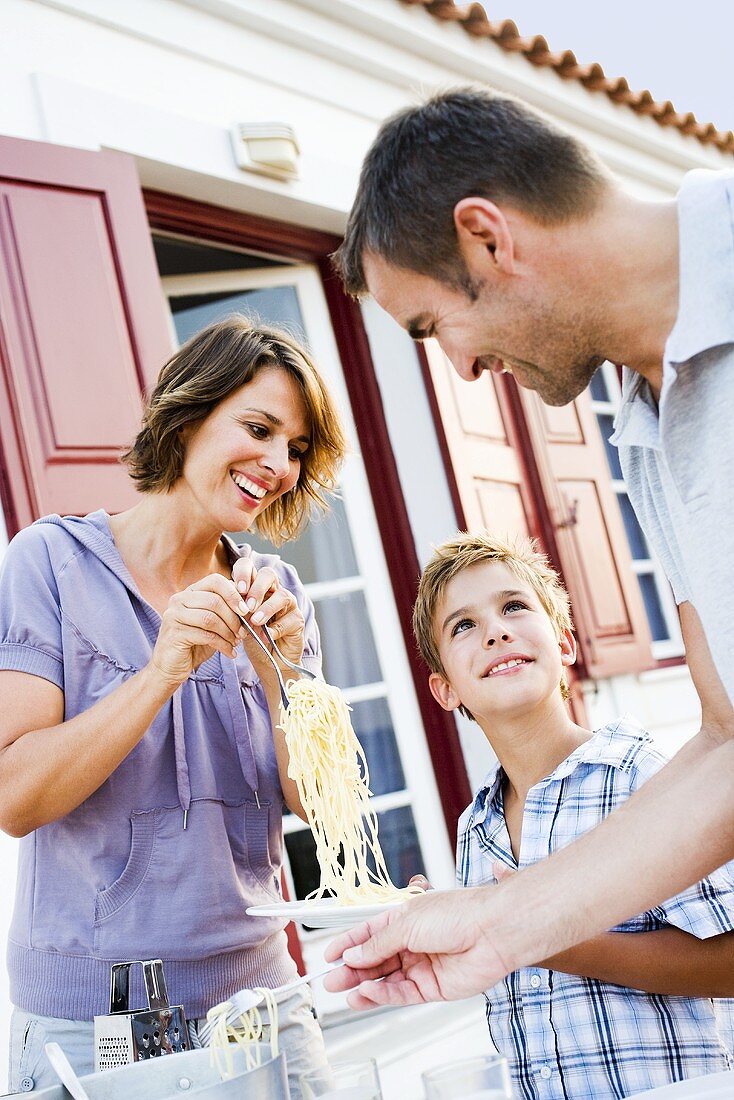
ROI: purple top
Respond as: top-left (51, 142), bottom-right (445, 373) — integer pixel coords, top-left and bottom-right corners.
top-left (0, 510), bottom-right (320, 1020)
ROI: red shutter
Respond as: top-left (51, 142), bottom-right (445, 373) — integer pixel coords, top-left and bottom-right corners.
top-left (425, 342), bottom-right (652, 679)
top-left (0, 136), bottom-right (172, 531)
top-left (517, 389), bottom-right (652, 678)
top-left (423, 340), bottom-right (541, 539)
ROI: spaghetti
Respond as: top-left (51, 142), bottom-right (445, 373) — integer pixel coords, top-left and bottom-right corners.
top-left (281, 678), bottom-right (420, 905)
top-left (206, 987), bottom-right (279, 1079)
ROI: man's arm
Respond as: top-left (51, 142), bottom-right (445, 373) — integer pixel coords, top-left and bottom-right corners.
top-left (545, 928), bottom-right (734, 997)
top-left (324, 603), bottom-right (734, 1008)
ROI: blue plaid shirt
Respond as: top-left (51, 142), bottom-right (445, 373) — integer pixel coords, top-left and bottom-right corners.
top-left (457, 718), bottom-right (734, 1099)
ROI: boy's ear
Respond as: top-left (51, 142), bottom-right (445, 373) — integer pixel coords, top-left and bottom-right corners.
top-left (428, 671), bottom-right (462, 713)
top-left (559, 628), bottom-right (577, 667)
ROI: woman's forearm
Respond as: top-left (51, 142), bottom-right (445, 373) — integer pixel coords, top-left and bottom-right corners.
top-left (0, 665), bottom-right (174, 836)
top-left (544, 927), bottom-right (734, 997)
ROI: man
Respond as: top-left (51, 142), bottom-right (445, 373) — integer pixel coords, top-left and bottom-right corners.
top-left (323, 87), bottom-right (734, 1010)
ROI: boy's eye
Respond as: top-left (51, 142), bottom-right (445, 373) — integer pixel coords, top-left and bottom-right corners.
top-left (451, 618), bottom-right (474, 636)
top-left (504, 599), bottom-right (528, 613)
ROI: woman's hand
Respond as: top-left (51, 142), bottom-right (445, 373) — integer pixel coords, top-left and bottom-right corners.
top-left (149, 574), bottom-right (245, 689)
top-left (232, 556), bottom-right (305, 684)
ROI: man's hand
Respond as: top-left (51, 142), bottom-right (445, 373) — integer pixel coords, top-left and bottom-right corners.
top-left (322, 886), bottom-right (510, 1009)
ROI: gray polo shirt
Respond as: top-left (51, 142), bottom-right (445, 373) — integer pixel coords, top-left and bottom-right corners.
top-left (611, 169), bottom-right (734, 702)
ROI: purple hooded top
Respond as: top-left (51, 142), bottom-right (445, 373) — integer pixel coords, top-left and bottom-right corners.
top-left (0, 511), bottom-right (320, 1020)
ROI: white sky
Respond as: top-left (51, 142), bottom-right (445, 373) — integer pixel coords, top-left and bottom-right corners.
top-left (488, 2), bottom-right (734, 133)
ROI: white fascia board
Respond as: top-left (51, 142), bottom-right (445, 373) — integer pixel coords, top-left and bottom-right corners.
top-left (35, 0), bottom-right (731, 179)
top-left (32, 72), bottom-right (352, 232)
top-left (26, 0), bottom-right (732, 205)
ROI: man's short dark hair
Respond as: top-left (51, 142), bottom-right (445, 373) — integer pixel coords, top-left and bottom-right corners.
top-left (333, 86), bottom-right (610, 296)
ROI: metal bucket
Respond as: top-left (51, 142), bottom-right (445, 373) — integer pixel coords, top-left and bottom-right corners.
top-left (7, 1045), bottom-right (290, 1099)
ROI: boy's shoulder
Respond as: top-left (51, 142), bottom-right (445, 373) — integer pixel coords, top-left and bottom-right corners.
top-left (587, 715), bottom-right (668, 769)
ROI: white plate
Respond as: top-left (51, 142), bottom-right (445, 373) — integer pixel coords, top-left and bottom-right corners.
top-left (246, 897), bottom-right (405, 928)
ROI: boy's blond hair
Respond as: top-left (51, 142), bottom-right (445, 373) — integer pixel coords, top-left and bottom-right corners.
top-left (413, 531), bottom-right (574, 703)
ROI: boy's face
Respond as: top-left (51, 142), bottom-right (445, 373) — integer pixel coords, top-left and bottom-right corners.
top-left (428, 560), bottom-right (575, 722)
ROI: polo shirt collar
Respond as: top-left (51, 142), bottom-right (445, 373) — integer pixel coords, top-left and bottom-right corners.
top-left (666, 169), bottom-right (734, 365)
top-left (612, 170), bottom-right (734, 452)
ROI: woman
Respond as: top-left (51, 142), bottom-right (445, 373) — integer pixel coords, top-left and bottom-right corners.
top-left (0, 316), bottom-right (347, 1094)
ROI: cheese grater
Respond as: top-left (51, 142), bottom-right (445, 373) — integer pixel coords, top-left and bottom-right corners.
top-left (93, 959), bottom-right (191, 1072)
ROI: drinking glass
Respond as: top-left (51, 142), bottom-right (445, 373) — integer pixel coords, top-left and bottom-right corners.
top-left (422, 1054), bottom-right (513, 1099)
top-left (300, 1057), bottom-right (383, 1100)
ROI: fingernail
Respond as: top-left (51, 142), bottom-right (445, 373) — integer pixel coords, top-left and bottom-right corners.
top-left (343, 946), bottom-right (363, 964)
top-left (231, 646), bottom-right (237, 658)
top-left (246, 598), bottom-right (257, 611)
top-left (237, 581), bottom-right (247, 593)
top-left (239, 626), bottom-right (246, 638)
top-left (239, 600), bottom-right (248, 615)
top-left (251, 611), bottom-right (264, 624)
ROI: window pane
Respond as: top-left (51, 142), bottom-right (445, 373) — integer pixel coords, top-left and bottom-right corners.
top-left (589, 368), bottom-right (610, 402)
top-left (170, 285), bottom-right (306, 345)
top-left (367, 806), bottom-right (425, 888)
top-left (233, 497), bottom-right (359, 585)
top-left (285, 805), bottom-right (425, 902)
top-left (316, 590), bottom-right (382, 688)
top-left (617, 494), bottom-right (649, 560)
top-left (637, 573), bottom-right (669, 641)
top-left (285, 828), bottom-right (322, 902)
top-left (352, 696), bottom-right (405, 796)
top-left (597, 414), bottom-right (623, 479)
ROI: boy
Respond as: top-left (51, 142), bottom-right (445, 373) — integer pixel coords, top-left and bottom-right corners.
top-left (412, 531), bottom-right (734, 1100)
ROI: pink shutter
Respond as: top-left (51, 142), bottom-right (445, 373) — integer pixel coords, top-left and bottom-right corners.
top-left (517, 388), bottom-right (653, 678)
top-left (0, 136), bottom-right (172, 531)
top-left (423, 341), bottom-right (541, 539)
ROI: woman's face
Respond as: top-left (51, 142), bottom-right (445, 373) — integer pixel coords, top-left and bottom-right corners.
top-left (178, 366), bottom-right (310, 531)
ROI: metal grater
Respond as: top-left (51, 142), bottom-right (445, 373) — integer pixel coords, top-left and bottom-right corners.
top-left (94, 959), bottom-right (191, 1072)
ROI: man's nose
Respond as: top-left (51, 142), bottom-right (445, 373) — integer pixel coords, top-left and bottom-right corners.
top-left (441, 341), bottom-right (480, 382)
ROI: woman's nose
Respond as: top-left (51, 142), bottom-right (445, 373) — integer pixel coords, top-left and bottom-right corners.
top-left (260, 440), bottom-right (290, 478)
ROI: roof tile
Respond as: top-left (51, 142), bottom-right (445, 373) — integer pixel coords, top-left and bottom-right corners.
top-left (400, 0), bottom-right (734, 155)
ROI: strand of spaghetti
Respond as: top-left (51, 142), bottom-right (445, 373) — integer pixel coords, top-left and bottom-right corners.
top-left (281, 678), bottom-right (421, 905)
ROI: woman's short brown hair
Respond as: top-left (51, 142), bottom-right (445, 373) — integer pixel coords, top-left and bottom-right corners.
top-left (122, 316), bottom-right (347, 544)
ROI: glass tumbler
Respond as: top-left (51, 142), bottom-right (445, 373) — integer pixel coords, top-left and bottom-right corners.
top-left (422, 1054), bottom-right (513, 1099)
top-left (300, 1057), bottom-right (383, 1100)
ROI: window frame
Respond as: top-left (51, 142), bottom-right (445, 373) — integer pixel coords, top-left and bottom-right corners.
top-left (160, 261), bottom-right (456, 944)
top-left (589, 362), bottom-right (684, 661)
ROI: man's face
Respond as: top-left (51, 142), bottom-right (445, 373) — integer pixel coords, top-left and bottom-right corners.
top-left (363, 251), bottom-right (603, 407)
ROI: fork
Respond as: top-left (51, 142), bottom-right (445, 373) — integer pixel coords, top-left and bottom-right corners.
top-left (197, 959), bottom-right (341, 1046)
top-left (237, 615), bottom-right (318, 710)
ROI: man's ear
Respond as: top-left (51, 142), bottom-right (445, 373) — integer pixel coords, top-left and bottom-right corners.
top-left (559, 628), bottom-right (577, 667)
top-left (454, 197), bottom-right (515, 275)
top-left (429, 671), bottom-right (462, 712)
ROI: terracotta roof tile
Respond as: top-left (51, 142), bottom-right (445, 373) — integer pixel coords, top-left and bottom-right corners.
top-left (400, 0), bottom-right (734, 155)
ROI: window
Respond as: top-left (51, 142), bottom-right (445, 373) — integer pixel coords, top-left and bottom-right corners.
top-left (158, 237), bottom-right (455, 991)
top-left (589, 363), bottom-right (683, 658)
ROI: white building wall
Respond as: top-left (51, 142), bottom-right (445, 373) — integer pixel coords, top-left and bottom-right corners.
top-left (0, 0), bottom-right (728, 1088)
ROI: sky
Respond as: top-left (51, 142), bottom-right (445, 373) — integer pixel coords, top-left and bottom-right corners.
top-left (488, 2), bottom-right (734, 134)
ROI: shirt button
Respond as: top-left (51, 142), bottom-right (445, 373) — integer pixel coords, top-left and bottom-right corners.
top-left (529, 973), bottom-right (542, 989)
top-left (19, 1077), bottom-right (35, 1091)
top-left (539, 1066), bottom-right (552, 1080)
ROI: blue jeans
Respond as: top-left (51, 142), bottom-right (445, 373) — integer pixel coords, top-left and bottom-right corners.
top-left (8, 986), bottom-right (327, 1097)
